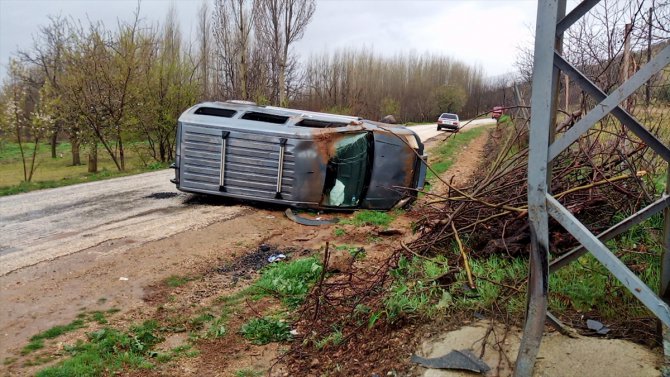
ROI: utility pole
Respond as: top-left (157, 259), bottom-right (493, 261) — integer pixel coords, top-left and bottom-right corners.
top-left (564, 73), bottom-right (569, 112)
top-left (646, 7), bottom-right (653, 106)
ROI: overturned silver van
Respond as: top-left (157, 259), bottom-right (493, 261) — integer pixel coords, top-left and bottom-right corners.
top-left (171, 101), bottom-right (427, 210)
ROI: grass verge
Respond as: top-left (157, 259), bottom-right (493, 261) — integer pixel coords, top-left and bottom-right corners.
top-left (425, 125), bottom-right (490, 183)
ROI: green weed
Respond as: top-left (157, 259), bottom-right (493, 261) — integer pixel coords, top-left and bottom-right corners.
top-left (379, 255), bottom-right (453, 324)
top-left (189, 313), bottom-right (215, 330)
top-left (35, 321), bottom-right (162, 376)
top-left (250, 257), bottom-right (322, 308)
top-left (345, 210), bottom-right (395, 228)
top-left (165, 275), bottom-right (190, 288)
top-left (90, 311), bottom-right (108, 325)
top-left (208, 320), bottom-right (227, 338)
top-left (30, 319), bottom-right (86, 343)
top-left (21, 339), bottom-right (45, 355)
top-left (334, 227), bottom-right (346, 237)
top-left (23, 356), bottom-right (53, 367)
top-left (315, 328), bottom-right (344, 350)
top-left (241, 317), bottom-right (292, 345)
top-left (451, 256), bottom-right (527, 313)
top-left (208, 291), bottom-right (251, 338)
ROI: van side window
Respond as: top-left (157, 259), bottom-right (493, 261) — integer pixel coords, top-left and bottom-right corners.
top-left (194, 107), bottom-right (237, 117)
top-left (241, 112), bottom-right (289, 124)
top-left (295, 119), bottom-right (348, 128)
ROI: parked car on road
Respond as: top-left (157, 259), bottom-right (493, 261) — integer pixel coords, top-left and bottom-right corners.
top-left (436, 113), bottom-right (460, 131)
top-left (491, 106), bottom-right (504, 119)
top-left (172, 101), bottom-right (427, 210)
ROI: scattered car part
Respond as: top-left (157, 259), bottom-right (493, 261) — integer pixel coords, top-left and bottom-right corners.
top-left (284, 208), bottom-right (339, 226)
top-left (586, 319), bottom-right (610, 335)
top-left (411, 349), bottom-right (491, 373)
top-left (173, 101), bottom-right (427, 210)
top-left (267, 254), bottom-right (287, 263)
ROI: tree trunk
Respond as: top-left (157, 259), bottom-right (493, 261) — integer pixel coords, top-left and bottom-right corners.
top-left (51, 130), bottom-right (58, 158)
top-left (119, 139), bottom-right (125, 171)
top-left (279, 62), bottom-right (286, 107)
top-left (88, 143), bottom-right (98, 173)
top-left (71, 138), bottom-right (81, 166)
top-left (240, 52), bottom-right (248, 99)
top-left (159, 141), bottom-right (166, 163)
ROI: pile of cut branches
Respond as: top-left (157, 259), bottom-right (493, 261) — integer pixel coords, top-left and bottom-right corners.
top-left (412, 112), bottom-right (657, 260)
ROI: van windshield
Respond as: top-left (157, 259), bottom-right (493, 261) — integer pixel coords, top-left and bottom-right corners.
top-left (322, 133), bottom-right (371, 207)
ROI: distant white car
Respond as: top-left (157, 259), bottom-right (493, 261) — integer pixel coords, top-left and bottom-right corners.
top-left (437, 113), bottom-right (460, 131)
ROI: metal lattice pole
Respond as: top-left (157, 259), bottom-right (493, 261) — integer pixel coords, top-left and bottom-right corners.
top-left (516, 0), bottom-right (670, 376)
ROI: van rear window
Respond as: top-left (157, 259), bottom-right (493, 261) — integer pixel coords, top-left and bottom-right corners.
top-left (194, 107), bottom-right (237, 117)
top-left (241, 112), bottom-right (289, 124)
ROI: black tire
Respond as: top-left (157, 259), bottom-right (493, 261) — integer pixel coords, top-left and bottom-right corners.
top-left (437, 125), bottom-right (441, 130)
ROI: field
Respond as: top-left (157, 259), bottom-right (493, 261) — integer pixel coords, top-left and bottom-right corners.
top-left (0, 141), bottom-right (168, 196)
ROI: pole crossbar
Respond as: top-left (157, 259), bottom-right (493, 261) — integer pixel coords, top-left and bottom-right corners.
top-left (546, 195), bottom-right (670, 326)
top-left (552, 52), bottom-right (670, 163)
top-left (556, 0), bottom-right (600, 35)
top-left (549, 195), bottom-right (670, 273)
top-left (549, 45), bottom-right (670, 161)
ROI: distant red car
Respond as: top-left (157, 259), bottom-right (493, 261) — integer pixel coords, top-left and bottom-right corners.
top-left (491, 106), bottom-right (504, 119)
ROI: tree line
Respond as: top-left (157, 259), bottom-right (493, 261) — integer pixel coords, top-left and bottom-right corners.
top-left (0, 0), bottom-right (489, 181)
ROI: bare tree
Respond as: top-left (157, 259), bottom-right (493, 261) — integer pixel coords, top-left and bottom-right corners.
top-left (213, 0), bottom-right (255, 99)
top-left (255, 0), bottom-right (315, 105)
top-left (197, 0), bottom-right (212, 99)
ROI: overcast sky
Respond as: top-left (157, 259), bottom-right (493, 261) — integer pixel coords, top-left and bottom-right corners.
top-left (0, 0), bottom-right (544, 81)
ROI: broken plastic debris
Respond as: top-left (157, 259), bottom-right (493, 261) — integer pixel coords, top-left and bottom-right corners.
top-left (411, 349), bottom-right (490, 373)
top-left (586, 319), bottom-right (610, 335)
top-left (119, 277), bottom-right (129, 281)
top-left (268, 254), bottom-right (286, 263)
top-left (290, 329), bottom-right (299, 336)
top-left (285, 208), bottom-right (339, 226)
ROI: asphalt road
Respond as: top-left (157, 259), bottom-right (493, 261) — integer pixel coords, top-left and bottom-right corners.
top-left (0, 171), bottom-right (246, 276)
top-left (0, 118), bottom-right (495, 276)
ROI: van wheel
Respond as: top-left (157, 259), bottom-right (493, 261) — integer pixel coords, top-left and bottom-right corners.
top-left (437, 125), bottom-right (441, 131)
